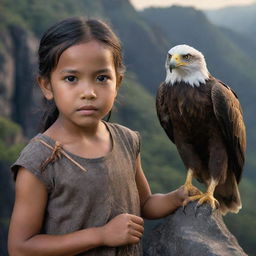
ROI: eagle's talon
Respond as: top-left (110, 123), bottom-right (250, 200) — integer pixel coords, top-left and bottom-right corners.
top-left (182, 205), bottom-right (186, 215)
top-left (182, 199), bottom-right (191, 215)
top-left (194, 203), bottom-right (201, 217)
top-left (196, 193), bottom-right (219, 211)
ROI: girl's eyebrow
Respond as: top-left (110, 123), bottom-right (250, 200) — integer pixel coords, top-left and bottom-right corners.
top-left (94, 68), bottom-right (112, 74)
top-left (60, 68), bottom-right (111, 74)
top-left (60, 69), bottom-right (79, 74)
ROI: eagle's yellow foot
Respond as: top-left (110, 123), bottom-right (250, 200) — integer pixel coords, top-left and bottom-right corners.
top-left (196, 179), bottom-right (219, 210)
top-left (182, 179), bottom-right (220, 216)
top-left (183, 169), bottom-right (203, 196)
top-left (182, 169), bottom-right (203, 209)
top-left (182, 183), bottom-right (202, 208)
top-left (198, 193), bottom-right (219, 210)
top-left (182, 183), bottom-right (202, 197)
top-left (190, 193), bottom-right (220, 210)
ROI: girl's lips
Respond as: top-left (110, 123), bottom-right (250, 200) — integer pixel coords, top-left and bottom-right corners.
top-left (77, 105), bottom-right (98, 115)
top-left (78, 109), bottom-right (97, 115)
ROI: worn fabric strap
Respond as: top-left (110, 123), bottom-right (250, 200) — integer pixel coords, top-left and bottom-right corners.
top-left (33, 138), bottom-right (87, 172)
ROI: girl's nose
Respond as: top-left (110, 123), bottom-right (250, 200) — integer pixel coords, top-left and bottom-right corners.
top-left (80, 87), bottom-right (97, 100)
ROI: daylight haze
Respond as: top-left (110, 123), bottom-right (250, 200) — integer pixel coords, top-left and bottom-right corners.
top-left (130, 0), bottom-right (255, 10)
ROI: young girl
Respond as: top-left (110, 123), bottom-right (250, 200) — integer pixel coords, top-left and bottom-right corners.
top-left (8, 17), bottom-right (188, 256)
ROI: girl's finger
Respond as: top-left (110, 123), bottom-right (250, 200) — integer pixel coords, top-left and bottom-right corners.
top-left (130, 215), bottom-right (144, 225)
top-left (131, 222), bottom-right (144, 234)
top-left (129, 229), bottom-right (143, 238)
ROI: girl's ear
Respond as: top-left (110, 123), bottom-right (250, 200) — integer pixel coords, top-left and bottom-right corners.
top-left (37, 76), bottom-right (54, 100)
top-left (115, 75), bottom-right (123, 96)
top-left (118, 75), bottom-right (123, 85)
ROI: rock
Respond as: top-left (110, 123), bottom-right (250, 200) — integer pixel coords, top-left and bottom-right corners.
top-left (143, 201), bottom-right (247, 256)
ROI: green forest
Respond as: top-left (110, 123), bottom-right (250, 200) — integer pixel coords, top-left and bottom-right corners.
top-left (0, 1), bottom-right (256, 255)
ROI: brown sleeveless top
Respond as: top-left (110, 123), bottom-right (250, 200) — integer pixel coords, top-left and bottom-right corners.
top-left (11, 122), bottom-right (142, 255)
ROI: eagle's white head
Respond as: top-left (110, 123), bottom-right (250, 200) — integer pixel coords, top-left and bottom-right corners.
top-left (165, 44), bottom-right (209, 87)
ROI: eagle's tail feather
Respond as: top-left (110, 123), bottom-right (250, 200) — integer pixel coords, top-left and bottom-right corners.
top-left (214, 173), bottom-right (241, 215)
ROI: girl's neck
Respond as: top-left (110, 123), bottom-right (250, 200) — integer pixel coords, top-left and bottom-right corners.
top-left (44, 116), bottom-right (104, 144)
top-left (43, 117), bottom-right (112, 159)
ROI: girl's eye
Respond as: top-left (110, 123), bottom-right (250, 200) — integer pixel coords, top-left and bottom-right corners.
top-left (64, 76), bottom-right (77, 83)
top-left (96, 75), bottom-right (109, 83)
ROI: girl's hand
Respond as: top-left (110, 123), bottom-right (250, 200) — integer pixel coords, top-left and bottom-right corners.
top-left (101, 213), bottom-right (144, 247)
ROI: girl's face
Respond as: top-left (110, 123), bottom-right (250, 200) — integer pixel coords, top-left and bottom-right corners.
top-left (40, 40), bottom-right (119, 129)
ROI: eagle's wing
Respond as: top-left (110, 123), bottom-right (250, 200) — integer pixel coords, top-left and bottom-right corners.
top-left (156, 82), bottom-right (175, 143)
top-left (211, 79), bottom-right (246, 183)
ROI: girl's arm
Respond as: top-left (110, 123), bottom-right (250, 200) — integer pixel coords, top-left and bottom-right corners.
top-left (135, 154), bottom-right (188, 219)
top-left (8, 168), bottom-right (144, 256)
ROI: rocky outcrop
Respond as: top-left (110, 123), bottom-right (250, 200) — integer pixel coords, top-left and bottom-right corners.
top-left (143, 201), bottom-right (247, 256)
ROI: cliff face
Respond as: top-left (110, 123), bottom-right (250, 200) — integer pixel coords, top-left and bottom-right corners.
top-left (0, 25), bottom-right (40, 137)
top-left (0, 28), bottom-right (15, 118)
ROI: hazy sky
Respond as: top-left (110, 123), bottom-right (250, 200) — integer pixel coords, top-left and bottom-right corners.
top-left (130, 0), bottom-right (255, 10)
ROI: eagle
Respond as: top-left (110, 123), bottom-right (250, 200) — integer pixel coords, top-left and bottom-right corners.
top-left (156, 44), bottom-right (246, 215)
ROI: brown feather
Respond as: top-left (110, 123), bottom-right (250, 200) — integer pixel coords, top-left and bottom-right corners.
top-left (211, 79), bottom-right (246, 183)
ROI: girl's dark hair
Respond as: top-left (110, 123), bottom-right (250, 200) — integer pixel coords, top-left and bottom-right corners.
top-left (38, 17), bottom-right (125, 131)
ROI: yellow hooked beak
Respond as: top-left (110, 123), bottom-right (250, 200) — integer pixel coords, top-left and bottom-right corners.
top-left (169, 54), bottom-right (188, 72)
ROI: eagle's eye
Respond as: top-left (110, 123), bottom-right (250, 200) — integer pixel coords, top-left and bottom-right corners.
top-left (183, 54), bottom-right (192, 60)
top-left (168, 54), bottom-right (172, 59)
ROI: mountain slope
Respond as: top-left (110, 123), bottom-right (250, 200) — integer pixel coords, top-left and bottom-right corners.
top-left (1, 0), bottom-right (169, 93)
top-left (205, 5), bottom-right (256, 42)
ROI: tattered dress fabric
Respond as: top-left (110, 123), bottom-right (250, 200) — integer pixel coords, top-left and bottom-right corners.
top-left (11, 122), bottom-right (142, 255)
